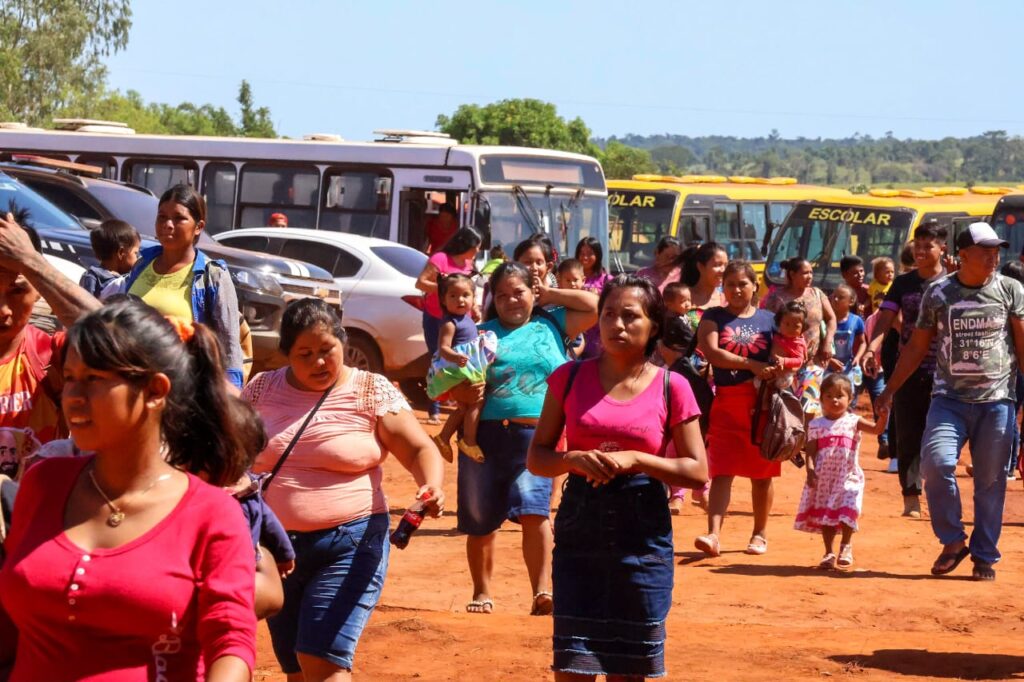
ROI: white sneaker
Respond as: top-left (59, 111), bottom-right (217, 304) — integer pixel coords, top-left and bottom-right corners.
top-left (1009, 473), bottom-right (1018, 481)
top-left (887, 459), bottom-right (899, 474)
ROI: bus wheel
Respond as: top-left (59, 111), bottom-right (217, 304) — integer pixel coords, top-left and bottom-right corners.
top-left (344, 330), bottom-right (382, 374)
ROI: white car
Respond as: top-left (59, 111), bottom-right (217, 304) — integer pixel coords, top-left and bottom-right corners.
top-left (213, 228), bottom-right (429, 384)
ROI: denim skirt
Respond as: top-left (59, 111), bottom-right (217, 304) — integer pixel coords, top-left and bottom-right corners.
top-left (552, 473), bottom-right (674, 678)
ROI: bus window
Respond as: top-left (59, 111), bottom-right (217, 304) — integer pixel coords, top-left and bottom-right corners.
top-left (713, 202), bottom-right (744, 258)
top-left (679, 214), bottom-right (710, 244)
top-left (239, 164), bottom-right (319, 228)
top-left (75, 155), bottom-right (118, 179)
top-left (740, 203), bottom-right (768, 260)
top-left (319, 170), bottom-right (392, 238)
top-left (202, 162), bottom-right (237, 234)
top-left (769, 202), bottom-right (794, 226)
top-left (123, 159), bottom-right (197, 195)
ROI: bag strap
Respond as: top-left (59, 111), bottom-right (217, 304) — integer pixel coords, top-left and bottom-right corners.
top-left (261, 386), bottom-right (333, 492)
top-left (751, 380), bottom-right (770, 446)
top-left (562, 359), bottom-right (582, 404)
top-left (659, 367), bottom-right (673, 456)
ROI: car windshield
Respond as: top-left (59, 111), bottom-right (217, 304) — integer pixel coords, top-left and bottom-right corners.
top-left (86, 182), bottom-right (160, 236)
top-left (0, 173), bottom-right (81, 230)
top-left (765, 203), bottom-right (913, 290)
top-left (607, 190), bottom-right (677, 270)
top-left (482, 191), bottom-right (608, 262)
top-left (370, 245), bottom-right (426, 279)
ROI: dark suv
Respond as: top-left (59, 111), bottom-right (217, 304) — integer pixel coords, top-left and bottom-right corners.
top-left (2, 160), bottom-right (343, 368)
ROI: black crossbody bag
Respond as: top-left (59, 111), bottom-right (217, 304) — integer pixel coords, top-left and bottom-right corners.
top-left (261, 386), bottom-right (333, 492)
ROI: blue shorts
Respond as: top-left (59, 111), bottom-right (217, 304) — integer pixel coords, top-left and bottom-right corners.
top-left (268, 513), bottom-right (390, 673)
top-left (457, 420), bottom-right (552, 535)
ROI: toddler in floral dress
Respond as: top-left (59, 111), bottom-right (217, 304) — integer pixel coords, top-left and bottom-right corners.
top-left (794, 373), bottom-right (887, 570)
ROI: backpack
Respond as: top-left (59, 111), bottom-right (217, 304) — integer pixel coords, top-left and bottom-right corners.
top-left (562, 360), bottom-right (674, 455)
top-left (663, 316), bottom-right (713, 437)
top-left (751, 382), bottom-right (806, 463)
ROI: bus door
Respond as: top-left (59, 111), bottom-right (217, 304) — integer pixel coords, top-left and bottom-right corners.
top-left (391, 168), bottom-right (472, 253)
top-left (678, 210), bottom-right (711, 246)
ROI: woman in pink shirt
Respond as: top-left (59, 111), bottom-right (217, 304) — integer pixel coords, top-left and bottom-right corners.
top-left (528, 275), bottom-right (708, 680)
top-left (415, 227), bottom-right (482, 424)
top-left (243, 298), bottom-right (444, 682)
top-left (635, 236), bottom-right (683, 293)
top-left (0, 298), bottom-right (257, 681)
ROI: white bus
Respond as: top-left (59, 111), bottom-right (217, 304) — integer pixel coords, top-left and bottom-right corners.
top-left (0, 121), bottom-right (609, 263)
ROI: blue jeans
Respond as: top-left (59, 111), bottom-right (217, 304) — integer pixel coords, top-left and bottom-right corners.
top-left (920, 396), bottom-right (1014, 565)
top-left (422, 311), bottom-right (442, 418)
top-left (860, 371), bottom-right (889, 447)
top-left (1011, 373), bottom-right (1024, 475)
top-left (268, 513), bottom-right (390, 673)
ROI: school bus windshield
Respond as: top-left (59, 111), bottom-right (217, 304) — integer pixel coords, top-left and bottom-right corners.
top-left (608, 190), bottom-right (677, 270)
top-left (765, 203), bottom-right (913, 289)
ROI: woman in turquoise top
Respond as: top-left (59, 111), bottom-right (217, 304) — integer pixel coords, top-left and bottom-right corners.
top-left (457, 260), bottom-right (597, 616)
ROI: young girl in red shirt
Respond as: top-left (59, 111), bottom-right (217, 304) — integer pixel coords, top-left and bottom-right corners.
top-left (0, 299), bottom-right (257, 681)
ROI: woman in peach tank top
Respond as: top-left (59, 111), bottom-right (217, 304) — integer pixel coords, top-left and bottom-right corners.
top-left (243, 299), bottom-right (445, 681)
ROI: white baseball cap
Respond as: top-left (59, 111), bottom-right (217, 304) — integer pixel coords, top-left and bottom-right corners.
top-left (955, 221), bottom-right (1009, 249)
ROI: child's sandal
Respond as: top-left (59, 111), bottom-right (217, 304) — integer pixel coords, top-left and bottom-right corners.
top-left (817, 553), bottom-right (837, 570)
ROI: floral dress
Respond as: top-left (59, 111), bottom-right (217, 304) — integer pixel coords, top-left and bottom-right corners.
top-left (794, 413), bottom-right (864, 532)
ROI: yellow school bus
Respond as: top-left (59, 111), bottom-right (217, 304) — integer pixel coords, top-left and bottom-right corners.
top-left (607, 175), bottom-right (850, 271)
top-left (763, 187), bottom-right (1015, 291)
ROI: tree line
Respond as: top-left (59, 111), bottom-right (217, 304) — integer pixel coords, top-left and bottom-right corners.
top-left (3, 1), bottom-right (1020, 186)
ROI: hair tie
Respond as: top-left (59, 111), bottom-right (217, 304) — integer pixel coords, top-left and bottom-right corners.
top-left (166, 316), bottom-right (195, 343)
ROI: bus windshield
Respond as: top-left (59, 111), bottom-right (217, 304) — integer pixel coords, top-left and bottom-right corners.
top-left (608, 190), bottom-right (677, 270)
top-left (765, 203), bottom-right (913, 289)
top-left (482, 191), bottom-right (608, 261)
top-left (989, 204), bottom-right (1024, 267)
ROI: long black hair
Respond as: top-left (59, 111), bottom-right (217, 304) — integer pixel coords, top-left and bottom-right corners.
top-left (680, 241), bottom-right (727, 287)
top-left (280, 297), bottom-right (347, 354)
top-left (67, 298), bottom-right (249, 486)
top-left (575, 236), bottom-right (605, 277)
top-left (514, 234), bottom-right (555, 263)
top-left (440, 226), bottom-right (483, 257)
top-left (484, 261), bottom-right (532, 322)
top-left (159, 183), bottom-right (207, 224)
top-left (597, 274), bottom-right (666, 356)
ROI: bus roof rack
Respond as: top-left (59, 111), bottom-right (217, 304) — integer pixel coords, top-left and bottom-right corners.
top-left (630, 174), bottom-right (798, 185)
top-left (51, 118), bottom-right (135, 135)
top-left (373, 129), bottom-right (455, 146)
top-left (303, 133), bottom-right (345, 142)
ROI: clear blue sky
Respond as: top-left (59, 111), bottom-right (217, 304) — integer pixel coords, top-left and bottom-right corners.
top-left (104, 0), bottom-right (1024, 143)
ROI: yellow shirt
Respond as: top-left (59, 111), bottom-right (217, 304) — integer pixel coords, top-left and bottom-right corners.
top-left (867, 279), bottom-right (891, 309)
top-left (128, 261), bottom-right (194, 322)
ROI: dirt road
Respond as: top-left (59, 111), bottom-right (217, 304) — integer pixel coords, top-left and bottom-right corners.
top-left (254, 408), bottom-right (1024, 681)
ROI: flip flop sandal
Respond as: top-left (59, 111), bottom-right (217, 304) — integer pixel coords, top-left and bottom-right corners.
top-left (972, 562), bottom-right (996, 582)
top-left (817, 553), bottom-right (837, 570)
top-left (837, 544), bottom-right (854, 568)
top-left (930, 546), bottom-right (971, 576)
top-left (694, 534), bottom-right (720, 557)
top-left (745, 535), bottom-right (768, 555)
top-left (531, 591), bottom-right (553, 616)
top-left (466, 598), bottom-right (494, 614)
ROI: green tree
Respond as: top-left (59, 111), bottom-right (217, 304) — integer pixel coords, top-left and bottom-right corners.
top-left (600, 141), bottom-right (656, 179)
top-left (0, 0), bottom-right (132, 124)
top-left (436, 99), bottom-right (597, 155)
top-left (237, 79), bottom-right (275, 137)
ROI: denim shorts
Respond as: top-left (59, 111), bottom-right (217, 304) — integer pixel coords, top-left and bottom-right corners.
top-left (268, 513), bottom-right (390, 673)
top-left (456, 420), bottom-right (553, 535)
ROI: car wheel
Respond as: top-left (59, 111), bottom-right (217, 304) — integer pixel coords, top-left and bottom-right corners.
top-left (398, 378), bottom-right (431, 409)
top-left (344, 331), bottom-right (383, 374)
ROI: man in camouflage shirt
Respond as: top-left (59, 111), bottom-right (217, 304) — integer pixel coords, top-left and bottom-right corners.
top-left (878, 222), bottom-right (1024, 582)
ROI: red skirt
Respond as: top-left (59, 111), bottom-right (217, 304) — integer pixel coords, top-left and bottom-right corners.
top-left (708, 382), bottom-right (782, 480)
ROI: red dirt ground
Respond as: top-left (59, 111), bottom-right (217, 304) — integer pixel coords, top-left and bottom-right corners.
top-left (254, 405), bottom-right (1024, 681)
